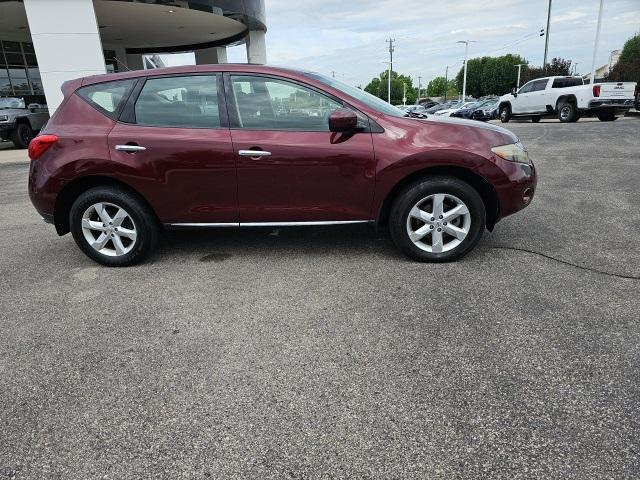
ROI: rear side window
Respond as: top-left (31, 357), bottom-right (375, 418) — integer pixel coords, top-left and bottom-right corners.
top-left (77, 79), bottom-right (135, 118)
top-left (134, 75), bottom-right (221, 128)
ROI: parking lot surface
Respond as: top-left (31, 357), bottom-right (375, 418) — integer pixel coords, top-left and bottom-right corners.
top-left (1, 118), bottom-right (639, 479)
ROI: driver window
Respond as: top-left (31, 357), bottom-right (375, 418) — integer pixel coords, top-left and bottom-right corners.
top-left (230, 75), bottom-right (342, 131)
top-left (518, 81), bottom-right (535, 94)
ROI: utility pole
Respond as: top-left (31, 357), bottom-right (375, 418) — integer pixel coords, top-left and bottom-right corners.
top-left (543, 0), bottom-right (552, 69)
top-left (444, 65), bottom-right (449, 101)
top-left (386, 38), bottom-right (395, 104)
top-left (590, 0), bottom-right (604, 84)
top-left (402, 82), bottom-right (406, 105)
top-left (417, 76), bottom-right (422, 104)
top-left (514, 63), bottom-right (526, 87)
top-left (457, 40), bottom-right (475, 102)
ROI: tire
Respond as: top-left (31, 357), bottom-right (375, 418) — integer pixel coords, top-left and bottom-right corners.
top-left (531, 116), bottom-right (541, 123)
top-left (11, 123), bottom-right (34, 149)
top-left (499, 105), bottom-right (511, 123)
top-left (69, 186), bottom-right (159, 267)
top-left (389, 176), bottom-right (486, 262)
top-left (596, 112), bottom-right (617, 121)
top-left (557, 101), bottom-right (577, 123)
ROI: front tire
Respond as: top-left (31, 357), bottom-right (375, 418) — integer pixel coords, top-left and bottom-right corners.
top-left (596, 112), bottom-right (617, 121)
top-left (499, 105), bottom-right (511, 123)
top-left (11, 123), bottom-right (34, 149)
top-left (389, 177), bottom-right (486, 262)
top-left (69, 186), bottom-right (159, 267)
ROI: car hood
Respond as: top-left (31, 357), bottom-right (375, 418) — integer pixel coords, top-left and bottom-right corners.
top-left (422, 114), bottom-right (517, 141)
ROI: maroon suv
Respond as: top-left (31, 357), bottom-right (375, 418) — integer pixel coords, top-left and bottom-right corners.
top-left (28, 65), bottom-right (536, 266)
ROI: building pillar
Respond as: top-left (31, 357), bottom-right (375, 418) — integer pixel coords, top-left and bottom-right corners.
top-left (23, 0), bottom-right (106, 113)
top-left (194, 47), bottom-right (228, 65)
top-left (126, 53), bottom-right (144, 71)
top-left (246, 30), bottom-right (267, 65)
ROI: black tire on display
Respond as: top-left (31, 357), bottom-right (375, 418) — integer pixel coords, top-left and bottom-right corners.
top-left (389, 176), bottom-right (486, 263)
top-left (557, 101), bottom-right (577, 123)
top-left (11, 123), bottom-right (34, 149)
top-left (69, 186), bottom-right (159, 267)
top-left (499, 105), bottom-right (511, 123)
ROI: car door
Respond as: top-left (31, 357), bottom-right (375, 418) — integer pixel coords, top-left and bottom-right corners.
top-left (528, 79), bottom-right (550, 113)
top-left (108, 73), bottom-right (238, 224)
top-left (225, 74), bottom-right (376, 224)
top-left (513, 80), bottom-right (537, 113)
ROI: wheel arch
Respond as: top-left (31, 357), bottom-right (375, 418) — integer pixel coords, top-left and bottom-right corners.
top-left (498, 101), bottom-right (511, 111)
top-left (14, 116), bottom-right (34, 128)
top-left (376, 165), bottom-right (500, 231)
top-left (53, 175), bottom-right (160, 236)
top-left (555, 94), bottom-right (577, 110)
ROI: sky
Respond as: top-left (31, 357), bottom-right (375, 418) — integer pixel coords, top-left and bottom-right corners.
top-left (222, 0), bottom-right (639, 88)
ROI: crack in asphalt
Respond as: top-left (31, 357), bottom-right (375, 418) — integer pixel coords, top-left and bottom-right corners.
top-left (488, 245), bottom-right (640, 280)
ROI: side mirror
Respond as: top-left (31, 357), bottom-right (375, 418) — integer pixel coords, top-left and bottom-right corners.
top-left (511, 87), bottom-right (518, 97)
top-left (328, 108), bottom-right (358, 132)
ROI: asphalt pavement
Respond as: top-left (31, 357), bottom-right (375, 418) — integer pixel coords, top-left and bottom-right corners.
top-left (1, 118), bottom-right (639, 479)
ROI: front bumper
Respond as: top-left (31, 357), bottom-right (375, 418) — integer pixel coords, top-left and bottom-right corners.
top-left (0, 123), bottom-right (13, 141)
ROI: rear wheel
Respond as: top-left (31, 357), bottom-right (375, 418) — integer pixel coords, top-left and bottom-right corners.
top-left (389, 176), bottom-right (485, 262)
top-left (596, 112), bottom-right (617, 121)
top-left (70, 186), bottom-right (159, 267)
top-left (531, 116), bottom-right (541, 123)
top-left (499, 105), bottom-right (511, 123)
top-left (11, 123), bottom-right (34, 149)
top-left (557, 101), bottom-right (577, 123)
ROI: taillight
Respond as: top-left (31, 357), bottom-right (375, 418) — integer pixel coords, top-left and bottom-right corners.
top-left (28, 134), bottom-right (58, 160)
top-left (593, 85), bottom-right (601, 97)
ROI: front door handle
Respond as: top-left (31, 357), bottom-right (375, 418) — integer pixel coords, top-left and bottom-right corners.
top-left (115, 144), bottom-right (146, 153)
top-left (239, 150), bottom-right (271, 158)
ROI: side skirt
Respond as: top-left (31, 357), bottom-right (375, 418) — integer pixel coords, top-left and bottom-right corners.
top-left (165, 220), bottom-right (374, 228)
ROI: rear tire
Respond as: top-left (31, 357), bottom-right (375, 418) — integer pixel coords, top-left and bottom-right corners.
top-left (69, 186), bottom-right (159, 267)
top-left (557, 101), bottom-right (577, 123)
top-left (596, 112), bottom-right (617, 121)
top-left (389, 176), bottom-right (485, 262)
top-left (11, 123), bottom-right (34, 149)
top-left (499, 105), bottom-right (511, 123)
top-left (531, 116), bottom-right (541, 123)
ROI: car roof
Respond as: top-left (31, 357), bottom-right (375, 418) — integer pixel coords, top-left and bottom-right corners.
top-left (80, 64), bottom-right (312, 86)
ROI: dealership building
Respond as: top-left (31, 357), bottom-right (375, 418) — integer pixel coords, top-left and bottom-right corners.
top-left (0, 0), bottom-right (267, 111)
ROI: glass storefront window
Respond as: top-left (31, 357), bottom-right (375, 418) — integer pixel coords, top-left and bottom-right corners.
top-left (0, 40), bottom-right (40, 95)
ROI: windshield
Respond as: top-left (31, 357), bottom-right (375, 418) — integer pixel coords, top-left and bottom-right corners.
top-left (0, 97), bottom-right (25, 109)
top-left (305, 72), bottom-right (406, 117)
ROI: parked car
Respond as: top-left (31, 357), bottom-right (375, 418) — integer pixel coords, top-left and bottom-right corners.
top-left (28, 65), bottom-right (536, 266)
top-left (498, 76), bottom-right (637, 123)
top-left (403, 105), bottom-right (428, 115)
top-left (451, 99), bottom-right (497, 120)
top-left (473, 99), bottom-right (500, 121)
top-left (419, 100), bottom-right (439, 109)
top-left (434, 101), bottom-right (474, 117)
top-left (425, 101), bottom-right (457, 114)
top-left (0, 96), bottom-right (49, 148)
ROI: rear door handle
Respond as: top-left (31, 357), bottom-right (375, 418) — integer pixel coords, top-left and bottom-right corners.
top-left (115, 144), bottom-right (146, 153)
top-left (239, 150), bottom-right (271, 158)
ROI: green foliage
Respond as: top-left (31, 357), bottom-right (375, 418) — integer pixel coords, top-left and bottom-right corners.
top-left (426, 76), bottom-right (458, 98)
top-left (454, 54), bottom-right (527, 97)
top-left (520, 58), bottom-right (573, 84)
top-left (606, 33), bottom-right (640, 83)
top-left (364, 70), bottom-right (418, 104)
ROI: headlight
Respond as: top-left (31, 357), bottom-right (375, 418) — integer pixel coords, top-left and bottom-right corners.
top-left (491, 142), bottom-right (529, 164)
top-left (0, 115), bottom-right (8, 122)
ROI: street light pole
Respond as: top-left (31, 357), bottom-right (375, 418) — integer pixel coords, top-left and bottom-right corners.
top-left (417, 76), bottom-right (422, 104)
top-left (590, 0), bottom-right (604, 84)
top-left (457, 40), bottom-right (474, 101)
top-left (514, 63), bottom-right (525, 87)
top-left (543, 0), bottom-right (552, 69)
top-left (386, 38), bottom-right (395, 104)
top-left (444, 65), bottom-right (449, 101)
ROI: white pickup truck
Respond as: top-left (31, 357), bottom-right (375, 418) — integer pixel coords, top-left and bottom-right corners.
top-left (498, 76), bottom-right (637, 123)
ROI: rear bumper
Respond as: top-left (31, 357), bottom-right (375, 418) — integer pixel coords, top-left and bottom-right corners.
top-left (587, 99), bottom-right (634, 110)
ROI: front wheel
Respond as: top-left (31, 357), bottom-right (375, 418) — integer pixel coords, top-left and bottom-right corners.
top-left (499, 105), bottom-right (511, 123)
top-left (11, 123), bottom-right (34, 149)
top-left (389, 177), bottom-right (486, 262)
top-left (596, 112), bottom-right (617, 121)
top-left (70, 186), bottom-right (159, 267)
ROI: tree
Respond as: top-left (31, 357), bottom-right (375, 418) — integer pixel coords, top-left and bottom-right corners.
top-left (426, 76), bottom-right (458, 98)
top-left (606, 34), bottom-right (640, 84)
top-left (520, 57), bottom-right (573, 85)
top-left (454, 54), bottom-right (527, 97)
top-left (364, 70), bottom-right (417, 104)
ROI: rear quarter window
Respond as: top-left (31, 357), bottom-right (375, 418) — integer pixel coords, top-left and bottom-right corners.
top-left (77, 79), bottom-right (135, 118)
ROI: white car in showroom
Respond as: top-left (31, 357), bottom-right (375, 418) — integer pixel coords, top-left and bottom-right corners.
top-left (498, 76), bottom-right (637, 123)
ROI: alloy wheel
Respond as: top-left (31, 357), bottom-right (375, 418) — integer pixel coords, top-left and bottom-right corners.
top-left (406, 193), bottom-right (471, 253)
top-left (81, 202), bottom-right (137, 257)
